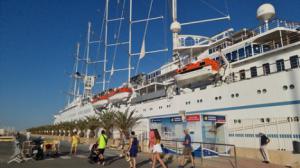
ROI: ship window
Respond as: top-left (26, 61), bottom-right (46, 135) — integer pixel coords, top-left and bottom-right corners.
top-left (239, 70), bottom-right (246, 80)
top-left (218, 96), bottom-right (222, 100)
top-left (295, 117), bottom-right (299, 122)
top-left (231, 50), bottom-right (237, 61)
top-left (235, 93), bottom-right (239, 97)
top-left (276, 59), bottom-right (285, 72)
top-left (290, 55), bottom-right (299, 69)
top-left (253, 44), bottom-right (261, 54)
top-left (250, 66), bottom-right (257, 77)
top-left (238, 48), bottom-right (245, 60)
top-left (262, 63), bottom-right (270, 75)
top-left (290, 84), bottom-right (295, 89)
top-left (226, 53), bottom-right (231, 61)
top-left (260, 118), bottom-right (265, 123)
top-left (283, 85), bottom-right (288, 90)
top-left (262, 89), bottom-right (267, 93)
top-left (238, 119), bottom-right (241, 123)
top-left (245, 45), bottom-right (252, 57)
top-left (257, 90), bottom-right (261, 94)
top-left (231, 94), bottom-right (234, 98)
top-left (263, 45), bottom-right (271, 52)
top-left (215, 97), bottom-right (218, 100)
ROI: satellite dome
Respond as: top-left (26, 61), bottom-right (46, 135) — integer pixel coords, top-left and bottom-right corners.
top-left (257, 3), bottom-right (275, 22)
top-left (170, 21), bottom-right (181, 33)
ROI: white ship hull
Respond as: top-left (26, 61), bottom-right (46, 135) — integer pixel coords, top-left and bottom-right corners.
top-left (54, 102), bottom-right (95, 124)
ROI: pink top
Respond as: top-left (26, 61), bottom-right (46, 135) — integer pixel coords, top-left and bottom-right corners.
top-left (149, 130), bottom-right (155, 148)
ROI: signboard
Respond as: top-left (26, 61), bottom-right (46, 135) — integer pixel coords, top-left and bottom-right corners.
top-left (203, 115), bottom-right (226, 123)
top-left (186, 115), bottom-right (200, 122)
top-left (170, 116), bottom-right (182, 123)
top-left (150, 118), bottom-right (162, 123)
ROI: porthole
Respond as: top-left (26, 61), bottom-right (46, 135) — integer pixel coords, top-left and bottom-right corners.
top-left (238, 119), bottom-right (241, 123)
top-left (260, 118), bottom-right (264, 123)
top-left (257, 90), bottom-right (261, 94)
top-left (283, 85), bottom-right (288, 90)
top-left (266, 118), bottom-right (270, 122)
top-left (235, 93), bottom-right (239, 97)
top-left (262, 89), bottom-right (267, 93)
top-left (197, 100), bottom-right (200, 103)
top-left (290, 84), bottom-right (295, 89)
top-left (218, 96), bottom-right (222, 100)
top-left (215, 97), bottom-right (218, 100)
top-left (294, 116), bottom-right (299, 122)
top-left (200, 99), bottom-right (203, 103)
top-left (234, 120), bottom-right (237, 124)
top-left (231, 94), bottom-right (234, 98)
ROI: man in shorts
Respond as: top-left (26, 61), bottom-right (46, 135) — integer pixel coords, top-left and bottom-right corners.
top-left (97, 130), bottom-right (108, 165)
top-left (179, 129), bottom-right (195, 168)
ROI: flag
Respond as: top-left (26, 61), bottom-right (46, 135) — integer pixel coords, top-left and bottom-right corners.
top-left (110, 66), bottom-right (114, 76)
top-left (139, 39), bottom-right (146, 59)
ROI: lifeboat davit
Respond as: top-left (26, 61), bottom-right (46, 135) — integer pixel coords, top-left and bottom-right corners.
top-left (91, 95), bottom-right (108, 109)
top-left (174, 58), bottom-right (220, 86)
top-left (108, 87), bottom-right (133, 103)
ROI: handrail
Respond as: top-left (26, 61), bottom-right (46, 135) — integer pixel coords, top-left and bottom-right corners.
top-left (159, 139), bottom-right (238, 168)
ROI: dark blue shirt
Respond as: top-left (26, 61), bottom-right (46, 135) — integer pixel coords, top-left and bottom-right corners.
top-left (184, 134), bottom-right (192, 147)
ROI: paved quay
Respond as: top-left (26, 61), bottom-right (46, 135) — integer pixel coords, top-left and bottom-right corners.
top-left (0, 140), bottom-right (286, 168)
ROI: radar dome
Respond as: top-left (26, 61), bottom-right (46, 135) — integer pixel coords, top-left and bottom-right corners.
top-left (257, 3), bottom-right (275, 22)
top-left (170, 21), bottom-right (181, 33)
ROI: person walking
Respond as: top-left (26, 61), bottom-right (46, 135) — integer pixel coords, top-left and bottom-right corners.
top-left (259, 133), bottom-right (270, 163)
top-left (70, 131), bottom-right (80, 155)
top-left (152, 130), bottom-right (167, 168)
top-left (26, 131), bottom-right (31, 141)
top-left (148, 129), bottom-right (156, 164)
top-left (179, 129), bottom-right (195, 168)
top-left (128, 131), bottom-right (139, 168)
top-left (97, 130), bottom-right (108, 165)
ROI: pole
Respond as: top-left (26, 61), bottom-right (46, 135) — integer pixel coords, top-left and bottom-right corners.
top-left (103, 0), bottom-right (109, 91)
top-left (85, 22), bottom-right (91, 76)
top-left (128, 0), bottom-right (132, 83)
top-left (73, 43), bottom-right (80, 99)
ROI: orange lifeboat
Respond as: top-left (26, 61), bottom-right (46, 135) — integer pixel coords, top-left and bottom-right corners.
top-left (91, 94), bottom-right (109, 108)
top-left (174, 58), bottom-right (220, 86)
top-left (108, 87), bottom-right (133, 103)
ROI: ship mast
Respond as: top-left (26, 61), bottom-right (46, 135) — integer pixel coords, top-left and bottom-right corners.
top-left (103, 0), bottom-right (109, 91)
top-left (128, 0), bottom-right (132, 83)
top-left (170, 0), bottom-right (181, 51)
top-left (72, 43), bottom-right (80, 100)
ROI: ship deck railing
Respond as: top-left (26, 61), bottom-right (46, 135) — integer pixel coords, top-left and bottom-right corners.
top-left (252, 19), bottom-right (300, 36)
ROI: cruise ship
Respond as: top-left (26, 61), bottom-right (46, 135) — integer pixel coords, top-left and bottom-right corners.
top-left (54, 1), bottom-right (300, 153)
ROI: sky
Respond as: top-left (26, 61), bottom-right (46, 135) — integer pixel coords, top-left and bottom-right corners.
top-left (0, 0), bottom-right (299, 130)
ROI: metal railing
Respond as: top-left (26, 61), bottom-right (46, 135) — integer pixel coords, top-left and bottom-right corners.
top-left (252, 19), bottom-right (300, 36)
top-left (160, 139), bottom-right (238, 168)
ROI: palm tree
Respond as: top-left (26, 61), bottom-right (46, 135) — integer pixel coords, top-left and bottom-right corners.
top-left (85, 116), bottom-right (100, 138)
top-left (97, 109), bottom-right (115, 138)
top-left (114, 109), bottom-right (143, 139)
top-left (76, 120), bottom-right (87, 137)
